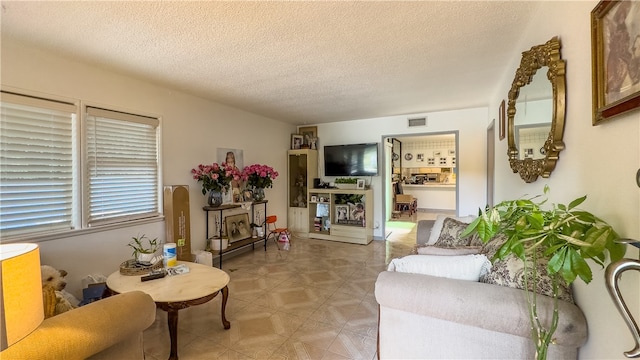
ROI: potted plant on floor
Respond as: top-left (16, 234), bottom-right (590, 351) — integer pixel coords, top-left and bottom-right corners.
top-left (462, 186), bottom-right (626, 360)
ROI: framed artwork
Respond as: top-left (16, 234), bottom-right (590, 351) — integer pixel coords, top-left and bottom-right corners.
top-left (499, 99), bottom-right (506, 140)
top-left (217, 148), bottom-right (243, 203)
top-left (242, 189), bottom-right (253, 202)
top-left (591, 0), bottom-right (640, 125)
top-left (217, 148), bottom-right (243, 169)
top-left (417, 153), bottom-right (424, 162)
top-left (298, 126), bottom-right (317, 146)
top-left (291, 134), bottom-right (303, 149)
top-left (335, 205), bottom-right (349, 222)
top-left (225, 213), bottom-right (251, 243)
top-left (356, 179), bottom-right (365, 189)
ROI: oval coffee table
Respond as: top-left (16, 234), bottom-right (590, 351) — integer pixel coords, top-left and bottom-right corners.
top-left (107, 261), bottom-right (230, 360)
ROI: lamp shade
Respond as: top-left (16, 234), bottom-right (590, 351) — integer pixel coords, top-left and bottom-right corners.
top-left (0, 243), bottom-right (43, 350)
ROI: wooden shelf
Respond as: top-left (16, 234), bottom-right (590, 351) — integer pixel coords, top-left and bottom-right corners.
top-left (203, 201), bottom-right (268, 268)
top-left (207, 236), bottom-right (264, 256)
top-left (308, 189), bottom-right (373, 245)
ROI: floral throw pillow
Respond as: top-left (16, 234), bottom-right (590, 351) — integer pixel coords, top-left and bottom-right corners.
top-left (480, 246), bottom-right (574, 303)
top-left (433, 217), bottom-right (483, 248)
top-left (481, 233), bottom-right (508, 260)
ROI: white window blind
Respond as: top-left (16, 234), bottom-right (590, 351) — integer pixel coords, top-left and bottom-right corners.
top-left (0, 92), bottom-right (77, 238)
top-left (85, 107), bottom-right (159, 225)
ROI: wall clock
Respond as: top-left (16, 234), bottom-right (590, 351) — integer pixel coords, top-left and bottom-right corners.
top-left (392, 153), bottom-right (399, 161)
top-left (404, 153), bottom-right (413, 161)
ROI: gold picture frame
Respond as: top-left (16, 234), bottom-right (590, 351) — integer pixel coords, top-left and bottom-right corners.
top-left (591, 0), bottom-right (640, 125)
top-left (499, 99), bottom-right (506, 140)
top-left (298, 126), bottom-right (317, 146)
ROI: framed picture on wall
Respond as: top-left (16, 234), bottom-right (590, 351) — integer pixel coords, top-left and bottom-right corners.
top-left (356, 179), bottom-right (365, 189)
top-left (591, 0), bottom-right (640, 125)
top-left (217, 148), bottom-right (243, 203)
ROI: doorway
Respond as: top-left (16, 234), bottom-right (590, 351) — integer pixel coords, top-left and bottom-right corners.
top-left (382, 132), bottom-right (459, 238)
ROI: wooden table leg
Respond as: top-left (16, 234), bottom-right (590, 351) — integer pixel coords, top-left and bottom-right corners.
top-left (221, 286), bottom-right (230, 329)
top-left (167, 308), bottom-right (179, 360)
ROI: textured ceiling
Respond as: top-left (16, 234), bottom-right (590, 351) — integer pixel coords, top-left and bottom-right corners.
top-left (1, 1), bottom-right (540, 124)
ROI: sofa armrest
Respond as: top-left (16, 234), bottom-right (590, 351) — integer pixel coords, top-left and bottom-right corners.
top-left (375, 271), bottom-right (587, 347)
top-left (1, 291), bottom-right (156, 360)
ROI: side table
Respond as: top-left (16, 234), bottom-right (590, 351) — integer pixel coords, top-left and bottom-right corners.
top-left (106, 261), bottom-right (230, 360)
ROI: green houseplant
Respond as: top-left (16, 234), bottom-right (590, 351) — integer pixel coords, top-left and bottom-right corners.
top-left (127, 234), bottom-right (159, 263)
top-left (461, 186), bottom-right (626, 359)
top-left (334, 177), bottom-right (358, 184)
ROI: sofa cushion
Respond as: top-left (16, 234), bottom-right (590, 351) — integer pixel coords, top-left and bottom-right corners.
top-left (427, 215), bottom-right (476, 245)
top-left (388, 254), bottom-right (492, 281)
top-left (480, 234), bottom-right (574, 303)
top-left (433, 217), bottom-right (483, 247)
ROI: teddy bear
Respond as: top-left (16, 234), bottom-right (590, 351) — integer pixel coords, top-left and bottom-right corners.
top-left (41, 265), bottom-right (80, 317)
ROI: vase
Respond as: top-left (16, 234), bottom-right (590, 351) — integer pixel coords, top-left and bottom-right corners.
top-left (208, 190), bottom-right (223, 207)
top-left (253, 187), bottom-right (265, 201)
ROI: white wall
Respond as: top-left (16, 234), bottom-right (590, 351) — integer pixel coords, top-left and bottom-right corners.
top-left (491, 2), bottom-right (640, 358)
top-left (316, 107), bottom-right (488, 238)
top-left (1, 38), bottom-right (296, 297)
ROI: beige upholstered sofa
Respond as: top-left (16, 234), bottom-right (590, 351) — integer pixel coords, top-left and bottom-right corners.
top-left (1, 291), bottom-right (156, 360)
top-left (375, 217), bottom-right (588, 359)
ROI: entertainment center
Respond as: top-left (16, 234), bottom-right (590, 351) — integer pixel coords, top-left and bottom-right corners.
top-left (308, 189), bottom-right (373, 244)
top-left (287, 142), bottom-right (378, 244)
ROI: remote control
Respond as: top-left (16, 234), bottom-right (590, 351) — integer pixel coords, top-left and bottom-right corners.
top-left (141, 272), bottom-right (166, 282)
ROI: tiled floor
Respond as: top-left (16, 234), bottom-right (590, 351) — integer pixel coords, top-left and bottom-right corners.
top-left (143, 211), bottom-right (443, 360)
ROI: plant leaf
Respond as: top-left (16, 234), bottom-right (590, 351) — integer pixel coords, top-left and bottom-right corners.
top-left (556, 233), bottom-right (593, 247)
top-left (461, 216), bottom-right (481, 238)
top-left (568, 195), bottom-right (587, 210)
top-left (548, 247), bottom-right (566, 275)
top-left (567, 248), bottom-right (592, 284)
top-left (607, 239), bottom-right (627, 263)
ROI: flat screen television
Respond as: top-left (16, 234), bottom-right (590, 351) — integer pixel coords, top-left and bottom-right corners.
top-left (324, 143), bottom-right (379, 176)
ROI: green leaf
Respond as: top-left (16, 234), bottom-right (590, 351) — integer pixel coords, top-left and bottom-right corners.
top-left (568, 195), bottom-right (587, 210)
top-left (581, 227), bottom-right (611, 257)
top-left (548, 247), bottom-right (566, 274)
top-left (568, 248), bottom-right (592, 284)
top-left (556, 233), bottom-right (593, 247)
top-left (607, 240), bottom-right (627, 263)
top-left (460, 216), bottom-right (481, 238)
top-left (526, 212), bottom-right (545, 229)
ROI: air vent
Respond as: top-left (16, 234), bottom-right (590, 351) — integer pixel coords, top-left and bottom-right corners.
top-left (408, 117), bottom-right (427, 127)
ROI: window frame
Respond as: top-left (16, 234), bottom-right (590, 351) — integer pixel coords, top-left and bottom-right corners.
top-left (0, 87), bottom-right (163, 243)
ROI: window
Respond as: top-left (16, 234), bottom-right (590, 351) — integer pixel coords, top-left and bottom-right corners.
top-left (0, 92), bottom-right (77, 238)
top-left (85, 107), bottom-right (160, 226)
top-left (0, 91), bottom-right (161, 240)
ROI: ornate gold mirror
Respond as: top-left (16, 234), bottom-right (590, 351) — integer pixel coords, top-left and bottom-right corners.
top-left (507, 36), bottom-right (566, 183)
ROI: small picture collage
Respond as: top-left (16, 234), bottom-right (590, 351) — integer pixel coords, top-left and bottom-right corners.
top-left (335, 203), bottom-right (365, 225)
top-left (291, 126), bottom-right (318, 150)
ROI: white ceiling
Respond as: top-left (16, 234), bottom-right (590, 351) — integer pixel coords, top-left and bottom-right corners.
top-left (0, 1), bottom-right (541, 125)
